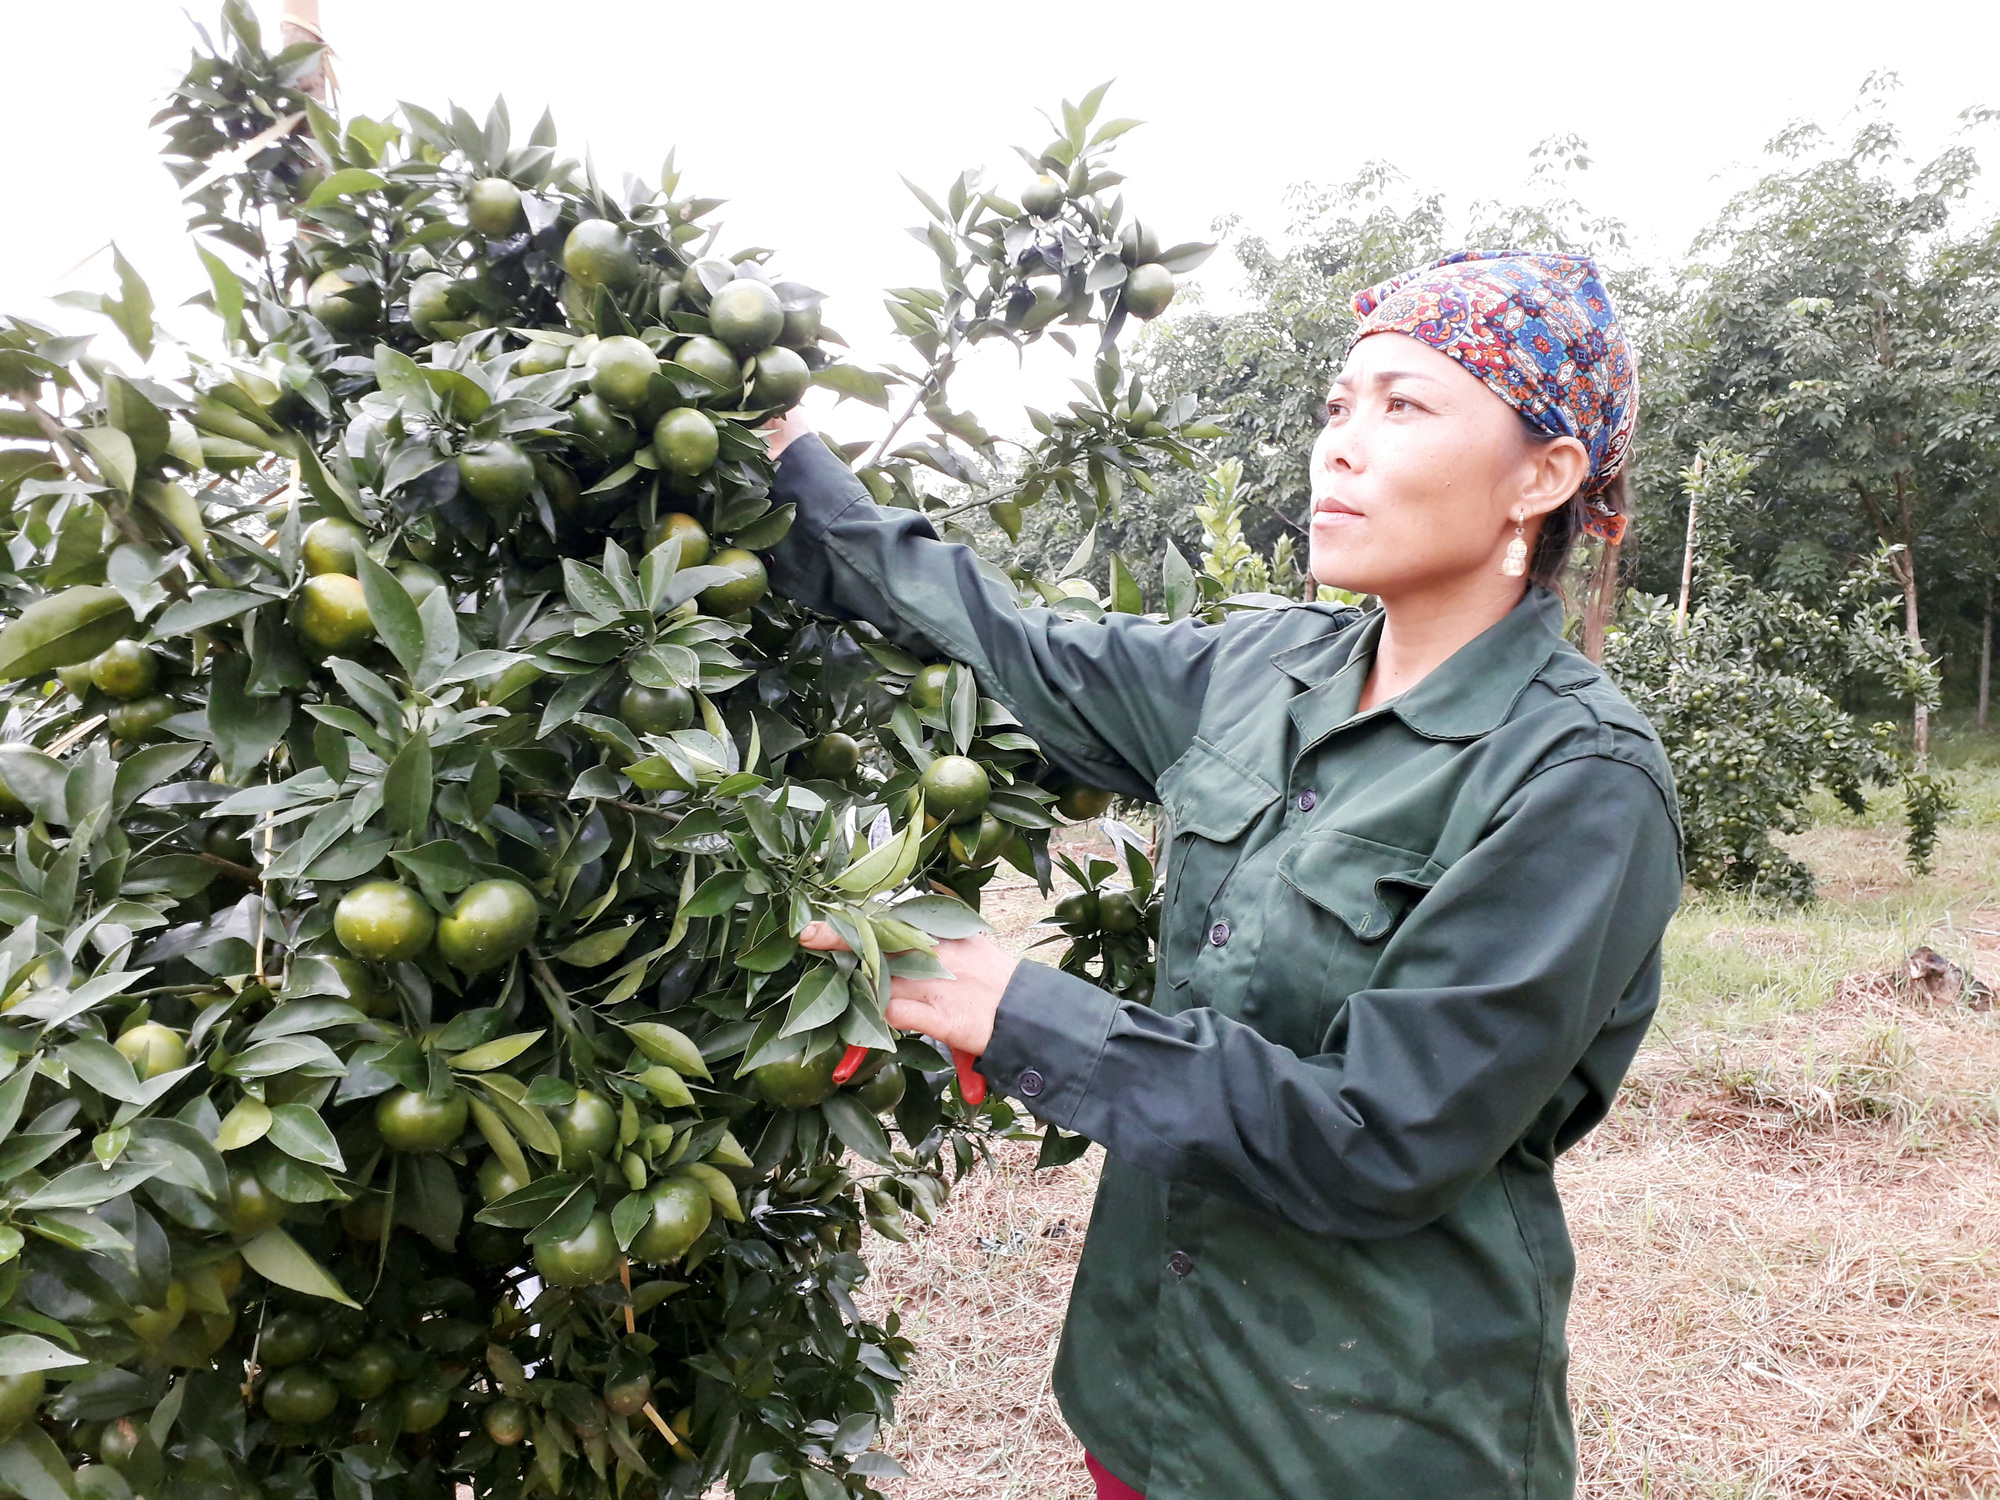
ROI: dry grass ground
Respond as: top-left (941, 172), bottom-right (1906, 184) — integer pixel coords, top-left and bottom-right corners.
top-left (859, 755), bottom-right (2000, 1499)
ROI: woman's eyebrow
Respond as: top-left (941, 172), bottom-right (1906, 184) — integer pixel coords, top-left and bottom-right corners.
top-left (1328, 368), bottom-right (1444, 394)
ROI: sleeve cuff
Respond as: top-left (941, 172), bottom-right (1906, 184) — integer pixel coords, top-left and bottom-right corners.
top-left (770, 433), bottom-right (888, 542)
top-left (976, 958), bottom-right (1120, 1127)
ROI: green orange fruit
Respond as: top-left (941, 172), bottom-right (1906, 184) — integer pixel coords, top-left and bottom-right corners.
top-left (563, 219), bottom-right (640, 291)
top-left (457, 440), bottom-right (536, 509)
top-left (307, 268), bottom-right (380, 335)
top-left (779, 304), bottom-right (822, 349)
top-left (337, 1344), bottom-right (398, 1402)
top-left (707, 278), bottom-right (784, 354)
top-left (434, 879), bottom-right (538, 973)
top-left (374, 1088), bottom-right (468, 1154)
top-left (552, 1089), bottom-right (617, 1171)
top-left (484, 1399), bottom-right (528, 1446)
top-left (570, 393), bottom-right (638, 464)
top-left (1056, 784), bottom-right (1116, 821)
top-left (679, 256), bottom-right (735, 306)
top-left (1123, 263), bottom-right (1176, 321)
top-left (407, 272), bottom-right (460, 338)
top-left (393, 560), bottom-right (445, 603)
top-left (327, 956), bottom-right (396, 1018)
top-left (516, 340), bottom-right (567, 376)
top-left (803, 732), bottom-right (860, 780)
top-left (589, 335), bottom-right (659, 411)
top-left (296, 574), bottom-right (374, 654)
top-left (749, 346), bottom-right (810, 410)
top-left (603, 1374), bottom-right (652, 1418)
top-left (752, 1047), bottom-right (840, 1109)
top-left (1021, 174), bottom-right (1065, 217)
top-left (855, 1065), bottom-right (906, 1115)
top-left (261, 1367), bottom-right (339, 1426)
top-left (672, 334), bottom-right (741, 395)
top-left (114, 1022), bottom-right (185, 1080)
top-left (1098, 889), bottom-right (1142, 936)
top-left (105, 693), bottom-right (175, 743)
top-left (908, 663), bottom-right (951, 711)
top-left (644, 511), bottom-right (710, 566)
top-left (921, 755), bottom-right (990, 824)
top-left (533, 1211), bottom-right (618, 1287)
top-left (478, 1154), bottom-right (528, 1205)
top-left (259, 1312), bottom-right (323, 1369)
top-left (619, 682), bottom-right (695, 736)
top-left (89, 639), bottom-right (158, 700)
top-left (302, 516), bottom-right (368, 576)
top-left (654, 407), bottom-right (718, 477)
top-left (334, 880), bottom-right (435, 963)
top-left (467, 177), bottom-right (524, 237)
top-left (227, 1165), bottom-right (287, 1237)
top-left (399, 1386), bottom-right (449, 1432)
top-left (1054, 890), bottom-right (1100, 932)
top-left (630, 1177), bottom-right (711, 1264)
top-left (697, 548), bottom-right (767, 615)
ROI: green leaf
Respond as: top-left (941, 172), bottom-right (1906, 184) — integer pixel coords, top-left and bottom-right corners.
top-left (779, 966), bottom-right (849, 1038)
top-left (0, 1335), bottom-right (86, 1376)
top-left (238, 1226), bottom-right (360, 1308)
top-left (356, 552), bottom-right (425, 677)
top-left (1108, 552), bottom-right (1144, 615)
top-left (0, 1428), bottom-right (78, 1500)
top-left (72, 428), bottom-right (136, 495)
top-left (448, 1031), bottom-right (544, 1071)
top-left (0, 748), bottom-right (68, 825)
top-left (266, 1104), bottom-right (344, 1170)
top-left (109, 247), bottom-right (156, 361)
top-left (0, 587), bottom-right (134, 679)
top-left (301, 168), bottom-right (387, 211)
top-left (810, 365), bottom-right (892, 409)
top-left (216, 1098), bottom-right (272, 1151)
top-left (150, 589), bottom-right (267, 639)
top-left (208, 652), bottom-right (291, 783)
top-left (821, 1094), bottom-right (896, 1167)
top-left (196, 242), bottom-right (245, 348)
top-left (554, 926), bottom-right (639, 967)
top-left (1162, 539), bottom-right (1196, 621)
top-left (888, 893), bottom-right (992, 939)
top-left (623, 1022), bottom-right (709, 1079)
top-left (382, 731), bottom-right (433, 840)
top-left (415, 587), bottom-right (458, 690)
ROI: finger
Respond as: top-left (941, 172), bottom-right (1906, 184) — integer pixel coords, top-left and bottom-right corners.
top-left (797, 921), bottom-right (851, 952)
top-left (884, 994), bottom-right (944, 1035)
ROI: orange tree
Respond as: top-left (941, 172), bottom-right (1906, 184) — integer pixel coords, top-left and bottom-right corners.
top-left (0, 7), bottom-right (1212, 1500)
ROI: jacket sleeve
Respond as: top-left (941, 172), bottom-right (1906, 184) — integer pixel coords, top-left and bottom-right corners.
top-left (765, 433), bottom-right (1219, 800)
top-left (976, 752), bottom-right (1684, 1238)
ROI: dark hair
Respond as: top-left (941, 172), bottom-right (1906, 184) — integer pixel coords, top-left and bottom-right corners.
top-left (1518, 414), bottom-right (1628, 587)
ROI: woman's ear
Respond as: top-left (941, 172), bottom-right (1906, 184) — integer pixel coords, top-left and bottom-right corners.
top-left (1522, 436), bottom-right (1591, 518)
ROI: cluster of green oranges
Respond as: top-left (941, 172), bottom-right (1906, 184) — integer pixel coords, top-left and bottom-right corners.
top-left (54, 637), bottom-right (176, 743)
top-left (1017, 177), bottom-right (1179, 322)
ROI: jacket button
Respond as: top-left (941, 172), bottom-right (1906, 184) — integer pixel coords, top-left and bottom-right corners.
top-left (1167, 1251), bottom-right (1194, 1278)
top-left (1208, 920), bottom-right (1231, 947)
top-left (1018, 1069), bottom-right (1045, 1098)
top-left (1297, 789), bottom-right (1317, 812)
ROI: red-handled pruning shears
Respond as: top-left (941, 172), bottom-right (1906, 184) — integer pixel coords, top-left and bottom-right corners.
top-left (834, 1042), bottom-right (985, 1106)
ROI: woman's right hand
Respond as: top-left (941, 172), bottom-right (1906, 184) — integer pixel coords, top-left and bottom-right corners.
top-left (763, 405), bottom-right (814, 460)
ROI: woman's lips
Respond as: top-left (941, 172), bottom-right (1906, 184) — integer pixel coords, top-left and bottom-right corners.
top-left (1310, 502), bottom-right (1361, 526)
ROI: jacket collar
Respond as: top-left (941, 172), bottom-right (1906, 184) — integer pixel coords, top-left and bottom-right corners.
top-left (1275, 586), bottom-right (1567, 751)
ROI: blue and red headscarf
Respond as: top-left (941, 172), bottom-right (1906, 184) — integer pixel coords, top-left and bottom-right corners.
top-left (1350, 250), bottom-right (1637, 542)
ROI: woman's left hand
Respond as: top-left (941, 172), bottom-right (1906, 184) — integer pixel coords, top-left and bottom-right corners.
top-left (797, 922), bottom-right (1019, 1058)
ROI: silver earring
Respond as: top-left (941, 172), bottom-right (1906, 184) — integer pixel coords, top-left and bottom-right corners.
top-left (1501, 512), bottom-right (1528, 577)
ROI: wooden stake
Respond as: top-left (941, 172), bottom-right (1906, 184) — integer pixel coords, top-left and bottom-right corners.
top-left (280, 0), bottom-right (334, 103)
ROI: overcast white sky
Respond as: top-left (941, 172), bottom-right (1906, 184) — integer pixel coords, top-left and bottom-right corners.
top-left (10, 1), bottom-right (2000, 443)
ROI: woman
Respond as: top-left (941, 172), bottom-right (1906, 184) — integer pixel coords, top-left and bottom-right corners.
top-left (765, 250), bottom-right (1682, 1499)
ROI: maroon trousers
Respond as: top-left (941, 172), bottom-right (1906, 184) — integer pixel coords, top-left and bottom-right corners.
top-left (1086, 1453), bottom-right (1145, 1499)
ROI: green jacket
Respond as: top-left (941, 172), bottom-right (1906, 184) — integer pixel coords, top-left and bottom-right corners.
top-left (767, 435), bottom-right (1684, 1499)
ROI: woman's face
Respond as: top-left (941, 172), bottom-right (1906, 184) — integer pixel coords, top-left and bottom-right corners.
top-left (1307, 333), bottom-right (1587, 599)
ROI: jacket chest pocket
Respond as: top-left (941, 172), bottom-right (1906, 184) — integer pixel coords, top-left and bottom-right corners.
top-left (1156, 738), bottom-right (1281, 991)
top-left (1275, 827), bottom-right (1442, 1038)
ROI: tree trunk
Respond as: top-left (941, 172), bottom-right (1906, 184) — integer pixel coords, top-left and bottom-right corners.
top-left (1581, 538), bottom-right (1621, 663)
top-left (1675, 471), bottom-right (1700, 635)
top-left (1981, 580), bottom-right (1992, 732)
top-left (281, 0), bottom-right (332, 102)
top-left (1894, 473), bottom-right (1928, 767)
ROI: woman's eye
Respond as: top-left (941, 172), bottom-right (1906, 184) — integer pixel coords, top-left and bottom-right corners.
top-left (1386, 395), bottom-right (1409, 412)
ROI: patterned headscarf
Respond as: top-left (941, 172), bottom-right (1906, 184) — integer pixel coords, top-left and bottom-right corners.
top-left (1350, 250), bottom-right (1637, 543)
